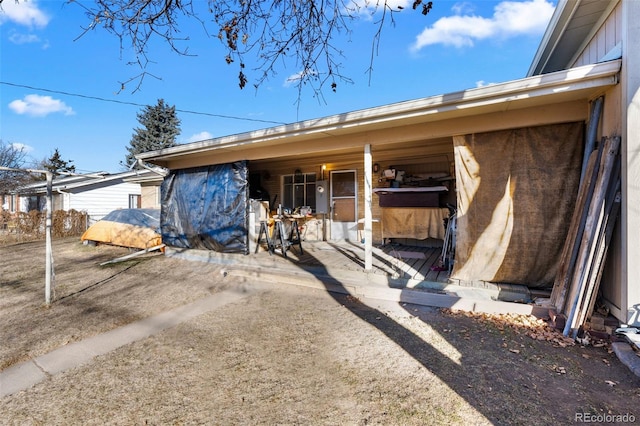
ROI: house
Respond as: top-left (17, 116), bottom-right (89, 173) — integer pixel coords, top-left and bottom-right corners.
top-left (137, 0), bottom-right (639, 328)
top-left (6, 170), bottom-right (156, 223)
top-left (122, 166), bottom-right (167, 209)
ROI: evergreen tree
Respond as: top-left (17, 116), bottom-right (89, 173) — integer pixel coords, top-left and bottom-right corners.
top-left (41, 148), bottom-right (76, 175)
top-left (124, 99), bottom-right (181, 168)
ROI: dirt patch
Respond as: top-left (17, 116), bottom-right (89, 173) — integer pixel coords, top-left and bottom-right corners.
top-left (2, 238), bottom-right (639, 425)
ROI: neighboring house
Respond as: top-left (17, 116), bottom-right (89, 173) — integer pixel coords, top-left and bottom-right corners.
top-left (137, 0), bottom-right (639, 328)
top-left (123, 167), bottom-right (167, 209)
top-left (9, 170), bottom-right (154, 223)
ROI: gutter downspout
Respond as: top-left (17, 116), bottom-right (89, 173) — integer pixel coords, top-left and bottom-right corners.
top-left (56, 188), bottom-right (71, 212)
top-left (136, 158), bottom-right (169, 177)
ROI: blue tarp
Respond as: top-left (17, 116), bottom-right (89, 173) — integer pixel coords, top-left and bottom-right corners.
top-left (160, 162), bottom-right (249, 254)
top-left (100, 208), bottom-right (160, 229)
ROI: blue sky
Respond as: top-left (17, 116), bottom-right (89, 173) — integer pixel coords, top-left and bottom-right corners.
top-left (0, 0), bottom-right (556, 173)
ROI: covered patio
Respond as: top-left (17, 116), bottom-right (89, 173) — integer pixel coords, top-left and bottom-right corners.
top-left (138, 60), bottom-right (620, 321)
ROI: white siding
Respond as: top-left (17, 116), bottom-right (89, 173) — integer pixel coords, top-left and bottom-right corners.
top-left (68, 182), bottom-right (142, 223)
top-left (572, 2), bottom-right (622, 67)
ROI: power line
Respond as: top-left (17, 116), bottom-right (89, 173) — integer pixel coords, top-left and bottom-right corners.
top-left (0, 81), bottom-right (289, 126)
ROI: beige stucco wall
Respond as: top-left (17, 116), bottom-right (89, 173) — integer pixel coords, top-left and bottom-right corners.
top-left (140, 184), bottom-right (160, 209)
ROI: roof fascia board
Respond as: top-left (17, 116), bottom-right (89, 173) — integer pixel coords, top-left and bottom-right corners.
top-left (20, 171), bottom-right (140, 194)
top-left (139, 60), bottom-right (620, 165)
top-left (528, 0), bottom-right (578, 76)
top-left (163, 99), bottom-right (588, 170)
top-left (21, 174), bottom-right (89, 190)
top-left (54, 171), bottom-right (138, 191)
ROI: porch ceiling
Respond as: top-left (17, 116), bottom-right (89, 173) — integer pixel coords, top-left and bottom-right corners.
top-left (138, 60), bottom-right (620, 170)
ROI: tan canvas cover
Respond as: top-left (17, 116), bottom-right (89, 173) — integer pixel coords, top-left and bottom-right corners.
top-left (81, 209), bottom-right (162, 250)
top-left (451, 122), bottom-right (584, 288)
top-left (382, 207), bottom-right (449, 240)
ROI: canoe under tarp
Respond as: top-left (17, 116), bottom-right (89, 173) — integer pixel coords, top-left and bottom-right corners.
top-left (81, 208), bottom-right (161, 250)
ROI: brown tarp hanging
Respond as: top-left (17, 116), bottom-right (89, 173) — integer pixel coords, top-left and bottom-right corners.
top-left (451, 122), bottom-right (584, 288)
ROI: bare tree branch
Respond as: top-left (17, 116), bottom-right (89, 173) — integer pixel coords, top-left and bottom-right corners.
top-left (65, 0), bottom-right (432, 97)
top-left (0, 140), bottom-right (33, 194)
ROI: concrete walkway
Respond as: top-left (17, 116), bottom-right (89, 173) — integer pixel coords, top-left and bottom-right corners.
top-left (0, 287), bottom-right (255, 398)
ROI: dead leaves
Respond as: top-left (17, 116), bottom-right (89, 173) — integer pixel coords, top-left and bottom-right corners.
top-left (441, 308), bottom-right (576, 348)
top-left (529, 329), bottom-right (576, 347)
top-left (552, 365), bottom-right (567, 374)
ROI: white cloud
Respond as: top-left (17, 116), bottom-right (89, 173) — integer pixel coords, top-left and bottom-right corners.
top-left (187, 131), bottom-right (213, 143)
top-left (411, 0), bottom-right (555, 52)
top-left (10, 142), bottom-right (34, 153)
top-left (8, 31), bottom-right (41, 45)
top-left (344, 0), bottom-right (412, 21)
top-left (284, 72), bottom-right (304, 87)
top-left (475, 80), bottom-right (497, 88)
top-left (284, 69), bottom-right (319, 87)
top-left (451, 2), bottom-right (475, 15)
top-left (0, 0), bottom-right (50, 28)
top-left (9, 94), bottom-right (75, 117)
top-left (348, 0), bottom-right (412, 11)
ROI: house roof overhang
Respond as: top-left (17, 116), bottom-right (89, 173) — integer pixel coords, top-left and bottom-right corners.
top-left (19, 170), bottom-right (147, 195)
top-left (137, 59), bottom-right (621, 170)
top-left (528, 0), bottom-right (618, 76)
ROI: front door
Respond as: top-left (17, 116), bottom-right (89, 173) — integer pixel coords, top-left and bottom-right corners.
top-left (330, 170), bottom-right (357, 241)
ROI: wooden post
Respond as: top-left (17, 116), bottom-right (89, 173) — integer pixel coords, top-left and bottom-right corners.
top-left (572, 149), bottom-right (621, 335)
top-left (551, 150), bottom-right (600, 311)
top-left (564, 136), bottom-right (620, 336)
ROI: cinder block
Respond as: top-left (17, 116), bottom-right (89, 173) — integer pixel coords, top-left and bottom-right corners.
top-left (590, 315), bottom-right (606, 331)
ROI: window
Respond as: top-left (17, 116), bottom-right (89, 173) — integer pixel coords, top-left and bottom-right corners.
top-left (129, 194), bottom-right (141, 209)
top-left (281, 173), bottom-right (316, 212)
top-left (26, 196), bottom-right (43, 212)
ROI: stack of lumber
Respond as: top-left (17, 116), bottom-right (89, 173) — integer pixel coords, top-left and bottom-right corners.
top-left (550, 136), bottom-right (621, 338)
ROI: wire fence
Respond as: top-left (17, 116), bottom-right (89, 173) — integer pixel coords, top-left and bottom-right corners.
top-left (0, 209), bottom-right (88, 245)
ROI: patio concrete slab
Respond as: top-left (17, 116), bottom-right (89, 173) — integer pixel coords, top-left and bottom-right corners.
top-left (166, 244), bottom-right (541, 316)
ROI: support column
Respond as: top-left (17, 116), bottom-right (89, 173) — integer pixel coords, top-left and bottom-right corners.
top-left (364, 144), bottom-right (373, 271)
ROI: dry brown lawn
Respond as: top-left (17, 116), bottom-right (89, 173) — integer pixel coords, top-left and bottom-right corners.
top-left (1, 238), bottom-right (639, 425)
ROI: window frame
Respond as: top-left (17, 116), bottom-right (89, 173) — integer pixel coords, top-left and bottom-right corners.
top-left (281, 172), bottom-right (317, 213)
